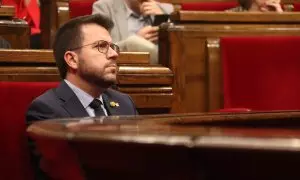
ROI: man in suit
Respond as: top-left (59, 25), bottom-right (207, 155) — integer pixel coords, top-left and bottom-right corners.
top-left (27, 14), bottom-right (137, 122)
top-left (92, 0), bottom-right (173, 64)
top-left (26, 14), bottom-right (138, 179)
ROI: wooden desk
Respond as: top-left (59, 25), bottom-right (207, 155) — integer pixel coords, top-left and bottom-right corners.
top-left (159, 11), bottom-right (300, 113)
top-left (28, 111), bottom-right (300, 180)
top-left (0, 6), bottom-right (30, 48)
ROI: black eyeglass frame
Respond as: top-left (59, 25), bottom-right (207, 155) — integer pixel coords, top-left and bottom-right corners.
top-left (68, 40), bottom-right (120, 55)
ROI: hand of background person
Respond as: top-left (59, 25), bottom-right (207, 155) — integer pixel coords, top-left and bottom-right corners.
top-left (140, 0), bottom-right (164, 16)
top-left (260, 0), bottom-right (283, 12)
top-left (137, 26), bottom-right (159, 43)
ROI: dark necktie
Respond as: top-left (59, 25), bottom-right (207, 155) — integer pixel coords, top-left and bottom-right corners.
top-left (89, 99), bottom-right (106, 116)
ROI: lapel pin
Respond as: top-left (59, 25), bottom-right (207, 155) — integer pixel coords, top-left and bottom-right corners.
top-left (110, 101), bottom-right (119, 107)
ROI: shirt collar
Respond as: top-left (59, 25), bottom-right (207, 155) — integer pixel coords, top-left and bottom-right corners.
top-left (64, 79), bottom-right (104, 109)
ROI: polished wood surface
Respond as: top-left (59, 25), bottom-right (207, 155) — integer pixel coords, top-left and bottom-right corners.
top-left (0, 49), bottom-right (150, 64)
top-left (159, 12), bottom-right (300, 113)
top-left (172, 11), bottom-right (300, 22)
top-left (28, 111), bottom-right (300, 180)
top-left (0, 49), bottom-right (173, 114)
top-left (40, 0), bottom-right (58, 48)
top-left (159, 0), bottom-right (299, 5)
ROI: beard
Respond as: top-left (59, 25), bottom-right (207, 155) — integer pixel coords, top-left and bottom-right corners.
top-left (78, 62), bottom-right (118, 89)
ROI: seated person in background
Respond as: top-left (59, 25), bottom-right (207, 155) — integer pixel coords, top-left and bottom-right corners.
top-left (27, 14), bottom-right (138, 122)
top-left (228, 0), bottom-right (283, 12)
top-left (92, 0), bottom-right (174, 64)
top-left (0, 36), bottom-right (11, 48)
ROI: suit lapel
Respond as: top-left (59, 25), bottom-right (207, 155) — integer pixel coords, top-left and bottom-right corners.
top-left (113, 0), bottom-right (128, 40)
top-left (55, 81), bottom-right (89, 117)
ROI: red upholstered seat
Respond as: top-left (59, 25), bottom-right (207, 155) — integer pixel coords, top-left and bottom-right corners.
top-left (181, 2), bottom-right (238, 11)
top-left (69, 0), bottom-right (97, 18)
top-left (221, 36), bottom-right (300, 111)
top-left (293, 3), bottom-right (300, 11)
top-left (0, 81), bottom-right (58, 180)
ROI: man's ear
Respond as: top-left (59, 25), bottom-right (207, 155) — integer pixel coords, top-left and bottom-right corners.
top-left (64, 51), bottom-right (79, 70)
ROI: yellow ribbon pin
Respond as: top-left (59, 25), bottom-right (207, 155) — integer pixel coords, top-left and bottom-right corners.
top-left (110, 101), bottom-right (119, 107)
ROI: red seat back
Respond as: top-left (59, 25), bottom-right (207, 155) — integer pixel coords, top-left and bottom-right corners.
top-left (69, 0), bottom-right (97, 18)
top-left (221, 36), bottom-right (300, 111)
top-left (181, 2), bottom-right (238, 11)
top-left (293, 3), bottom-right (300, 11)
top-left (0, 81), bottom-right (59, 180)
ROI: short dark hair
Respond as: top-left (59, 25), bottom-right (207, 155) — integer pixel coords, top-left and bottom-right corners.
top-left (238, 0), bottom-right (252, 10)
top-left (53, 14), bottom-right (114, 79)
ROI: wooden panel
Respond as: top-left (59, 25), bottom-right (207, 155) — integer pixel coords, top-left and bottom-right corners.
top-left (159, 0), bottom-right (298, 5)
top-left (0, 49), bottom-right (54, 63)
top-left (131, 93), bottom-right (174, 108)
top-left (0, 49), bottom-right (150, 64)
top-left (56, 1), bottom-right (69, 27)
top-left (0, 67), bottom-right (60, 81)
top-left (118, 52), bottom-right (150, 64)
top-left (206, 37), bottom-right (223, 112)
top-left (172, 11), bottom-right (300, 23)
top-left (40, 0), bottom-right (58, 48)
top-left (119, 87), bottom-right (172, 93)
top-left (118, 65), bottom-right (173, 85)
top-left (0, 6), bottom-right (15, 17)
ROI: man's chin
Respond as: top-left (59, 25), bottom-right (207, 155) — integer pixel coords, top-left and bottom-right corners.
top-left (88, 77), bottom-right (117, 88)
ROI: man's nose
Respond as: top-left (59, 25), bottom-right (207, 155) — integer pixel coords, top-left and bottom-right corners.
top-left (107, 46), bottom-right (119, 59)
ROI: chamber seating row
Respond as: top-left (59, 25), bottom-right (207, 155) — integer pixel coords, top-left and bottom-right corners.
top-left (159, 11), bottom-right (300, 113)
top-left (0, 49), bottom-right (173, 180)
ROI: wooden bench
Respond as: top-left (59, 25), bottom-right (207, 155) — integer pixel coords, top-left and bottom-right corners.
top-left (159, 11), bottom-right (300, 113)
top-left (159, 0), bottom-right (299, 11)
top-left (0, 49), bottom-right (174, 114)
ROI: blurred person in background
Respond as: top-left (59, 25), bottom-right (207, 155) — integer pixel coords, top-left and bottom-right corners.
top-left (228, 0), bottom-right (283, 12)
top-left (2, 0), bottom-right (41, 48)
top-left (92, 0), bottom-right (173, 64)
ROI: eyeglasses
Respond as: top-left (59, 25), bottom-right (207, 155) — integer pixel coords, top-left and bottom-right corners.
top-left (69, 40), bottom-right (120, 55)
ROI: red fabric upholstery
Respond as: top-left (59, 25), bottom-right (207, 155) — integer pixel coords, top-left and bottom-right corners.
top-left (181, 2), bottom-right (238, 11)
top-left (0, 81), bottom-right (58, 180)
top-left (293, 3), bottom-right (300, 11)
top-left (29, 136), bottom-right (84, 180)
top-left (221, 36), bottom-right (300, 111)
top-left (69, 0), bottom-right (97, 18)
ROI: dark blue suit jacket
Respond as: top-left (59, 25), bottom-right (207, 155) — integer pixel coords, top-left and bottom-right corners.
top-left (26, 81), bottom-right (138, 180)
top-left (26, 81), bottom-right (137, 123)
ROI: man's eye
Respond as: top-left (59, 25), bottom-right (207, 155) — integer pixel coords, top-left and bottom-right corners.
top-left (97, 42), bottom-right (108, 49)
